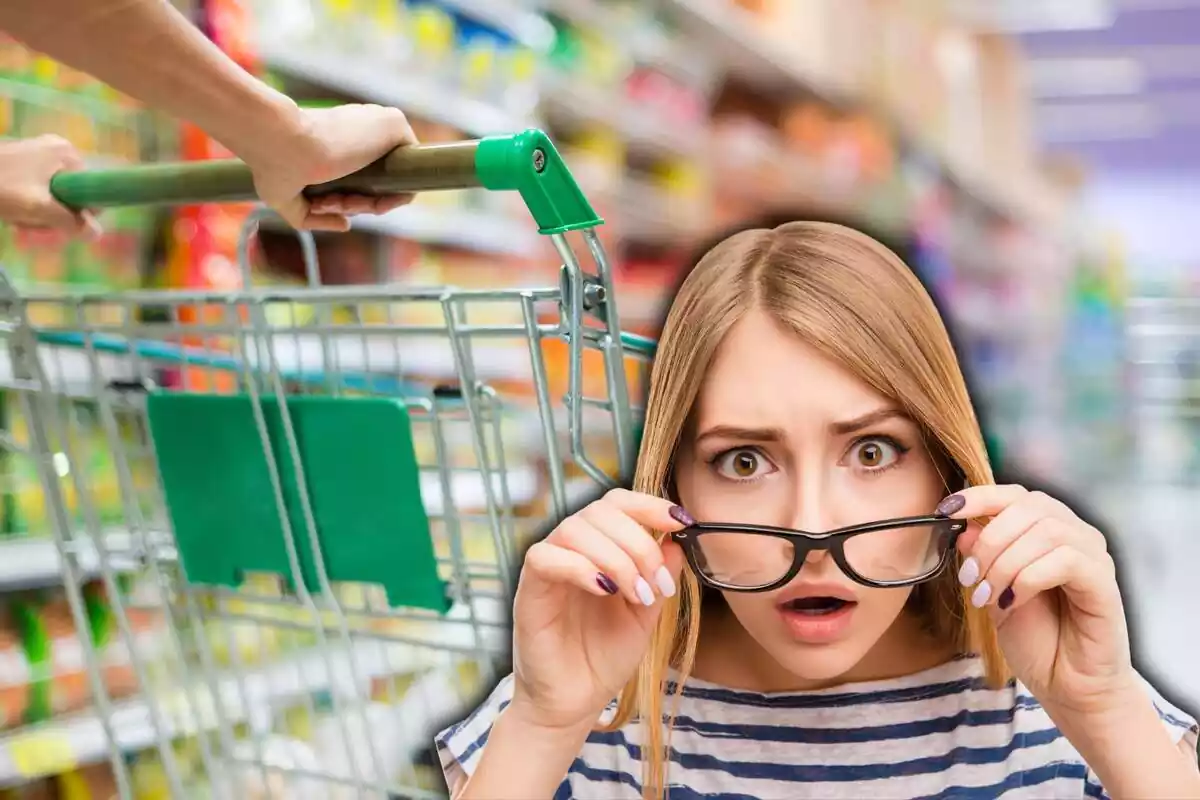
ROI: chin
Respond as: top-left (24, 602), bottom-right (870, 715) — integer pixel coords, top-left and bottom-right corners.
top-left (765, 636), bottom-right (880, 685)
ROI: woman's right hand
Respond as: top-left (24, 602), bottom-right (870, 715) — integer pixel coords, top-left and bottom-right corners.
top-left (508, 489), bottom-right (693, 732)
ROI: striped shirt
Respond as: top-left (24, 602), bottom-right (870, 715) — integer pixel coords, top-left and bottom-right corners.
top-left (436, 655), bottom-right (1198, 799)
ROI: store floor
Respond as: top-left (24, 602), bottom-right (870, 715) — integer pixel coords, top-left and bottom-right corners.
top-left (1085, 482), bottom-right (1199, 715)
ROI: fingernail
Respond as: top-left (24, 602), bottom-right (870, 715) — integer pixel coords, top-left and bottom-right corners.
top-left (595, 573), bottom-right (618, 595)
top-left (936, 494), bottom-right (966, 516)
top-left (998, 587), bottom-right (1014, 611)
top-left (971, 580), bottom-right (992, 608)
top-left (635, 577), bottom-right (655, 607)
top-left (669, 505), bottom-right (696, 527)
top-left (84, 216), bottom-right (103, 240)
top-left (958, 556), bottom-right (980, 587)
top-left (654, 565), bottom-right (676, 598)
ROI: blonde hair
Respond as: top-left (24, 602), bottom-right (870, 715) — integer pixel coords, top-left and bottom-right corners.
top-left (607, 221), bottom-right (1009, 799)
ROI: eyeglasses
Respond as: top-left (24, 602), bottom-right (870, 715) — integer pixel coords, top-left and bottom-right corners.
top-left (671, 514), bottom-right (968, 592)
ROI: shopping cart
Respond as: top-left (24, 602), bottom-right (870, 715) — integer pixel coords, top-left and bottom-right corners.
top-left (0, 129), bottom-right (655, 798)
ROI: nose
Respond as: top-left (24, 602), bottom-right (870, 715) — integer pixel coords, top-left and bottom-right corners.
top-left (785, 470), bottom-right (856, 574)
top-left (787, 470), bottom-right (837, 533)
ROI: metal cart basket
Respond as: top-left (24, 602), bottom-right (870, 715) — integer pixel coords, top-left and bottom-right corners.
top-left (0, 130), bottom-right (654, 798)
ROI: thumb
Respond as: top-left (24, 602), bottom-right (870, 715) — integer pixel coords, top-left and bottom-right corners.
top-left (78, 210), bottom-right (103, 240)
top-left (302, 212), bottom-right (352, 232)
top-left (955, 520), bottom-right (984, 556)
top-left (260, 187), bottom-right (309, 230)
top-left (25, 190), bottom-right (90, 233)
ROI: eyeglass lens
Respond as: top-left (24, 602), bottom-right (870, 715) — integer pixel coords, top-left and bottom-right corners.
top-left (693, 522), bottom-right (952, 588)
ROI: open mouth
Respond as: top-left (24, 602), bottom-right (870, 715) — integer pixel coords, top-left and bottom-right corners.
top-left (782, 597), bottom-right (856, 616)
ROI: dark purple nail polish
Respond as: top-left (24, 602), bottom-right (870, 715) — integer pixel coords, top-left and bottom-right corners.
top-left (998, 587), bottom-right (1015, 611)
top-left (936, 494), bottom-right (966, 517)
top-left (669, 505), bottom-right (696, 527)
top-left (596, 573), bottom-right (618, 595)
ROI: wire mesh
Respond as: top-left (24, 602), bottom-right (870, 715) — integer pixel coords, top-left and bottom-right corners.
top-left (0, 216), bottom-right (652, 798)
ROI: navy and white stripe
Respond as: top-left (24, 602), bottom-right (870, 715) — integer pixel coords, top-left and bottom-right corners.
top-left (437, 656), bottom-right (1198, 799)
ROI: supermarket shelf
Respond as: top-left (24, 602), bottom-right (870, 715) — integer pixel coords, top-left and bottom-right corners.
top-left (0, 465), bottom-right (537, 589)
top-left (421, 465), bottom-right (540, 515)
top-left (539, 71), bottom-right (711, 160)
top-left (0, 346), bottom-right (139, 397)
top-left (663, 0), bottom-right (850, 97)
top-left (349, 203), bottom-right (545, 258)
top-left (0, 78), bottom-right (143, 126)
top-left (0, 532), bottom-right (158, 592)
top-left (260, 43), bottom-right (536, 138)
top-left (662, 0), bottom-right (1063, 232)
top-left (616, 178), bottom-right (709, 243)
top-left (0, 616), bottom-right (508, 786)
top-left (440, 0), bottom-right (557, 52)
top-left (537, 0), bottom-right (714, 86)
top-left (237, 335), bottom-right (538, 383)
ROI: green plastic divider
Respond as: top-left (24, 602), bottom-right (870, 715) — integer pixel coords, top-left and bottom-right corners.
top-left (147, 394), bottom-right (448, 613)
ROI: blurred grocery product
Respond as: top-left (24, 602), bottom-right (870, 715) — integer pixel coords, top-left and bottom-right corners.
top-left (0, 33), bottom-right (154, 296)
top-left (56, 763), bottom-right (120, 800)
top-left (0, 582), bottom-right (163, 733)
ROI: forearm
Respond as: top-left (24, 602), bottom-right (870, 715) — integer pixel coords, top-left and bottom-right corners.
top-left (457, 704), bottom-right (591, 800)
top-left (1048, 688), bottom-right (1200, 799)
top-left (0, 0), bottom-right (303, 162)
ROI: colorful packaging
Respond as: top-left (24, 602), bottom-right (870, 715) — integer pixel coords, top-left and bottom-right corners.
top-left (3, 583), bottom-right (165, 726)
top-left (408, 1), bottom-right (458, 75)
top-left (56, 763), bottom-right (121, 800)
top-left (0, 605), bottom-right (29, 728)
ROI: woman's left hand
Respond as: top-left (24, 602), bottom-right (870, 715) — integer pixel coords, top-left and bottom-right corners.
top-left (937, 485), bottom-right (1137, 715)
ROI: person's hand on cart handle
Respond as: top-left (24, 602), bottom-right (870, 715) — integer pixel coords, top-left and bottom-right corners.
top-left (1, 0), bottom-right (418, 235)
top-left (236, 101), bottom-right (419, 233)
top-left (0, 136), bottom-right (103, 239)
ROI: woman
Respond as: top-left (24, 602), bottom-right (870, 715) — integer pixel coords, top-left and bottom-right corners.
top-left (437, 222), bottom-right (1199, 799)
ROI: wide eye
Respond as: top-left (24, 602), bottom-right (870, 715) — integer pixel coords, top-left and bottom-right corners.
top-left (849, 438), bottom-right (901, 471)
top-left (713, 448), bottom-right (776, 481)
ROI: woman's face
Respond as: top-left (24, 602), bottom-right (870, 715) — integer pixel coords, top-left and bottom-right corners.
top-left (674, 309), bottom-right (950, 683)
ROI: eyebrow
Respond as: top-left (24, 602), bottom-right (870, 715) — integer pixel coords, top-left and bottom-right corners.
top-left (694, 408), bottom-right (910, 446)
top-left (694, 425), bottom-right (786, 447)
top-left (829, 408), bottom-right (910, 435)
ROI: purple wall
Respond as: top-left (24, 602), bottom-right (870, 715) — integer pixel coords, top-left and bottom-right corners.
top-left (1021, 4), bottom-right (1200, 172)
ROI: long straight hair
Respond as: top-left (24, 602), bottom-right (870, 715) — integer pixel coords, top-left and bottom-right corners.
top-left (603, 222), bottom-right (1008, 800)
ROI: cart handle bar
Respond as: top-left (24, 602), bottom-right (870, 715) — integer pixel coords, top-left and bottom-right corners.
top-left (50, 128), bottom-right (602, 236)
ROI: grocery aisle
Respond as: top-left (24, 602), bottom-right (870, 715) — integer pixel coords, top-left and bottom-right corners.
top-left (0, 0), bottom-right (1194, 796)
top-left (1086, 482), bottom-right (1200, 710)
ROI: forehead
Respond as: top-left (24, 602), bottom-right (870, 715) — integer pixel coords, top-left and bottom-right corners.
top-left (693, 310), bottom-right (888, 426)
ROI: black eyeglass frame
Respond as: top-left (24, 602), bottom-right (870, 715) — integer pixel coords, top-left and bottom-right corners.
top-left (671, 514), bottom-right (968, 592)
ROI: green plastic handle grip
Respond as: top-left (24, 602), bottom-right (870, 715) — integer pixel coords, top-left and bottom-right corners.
top-left (50, 128), bottom-right (602, 236)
